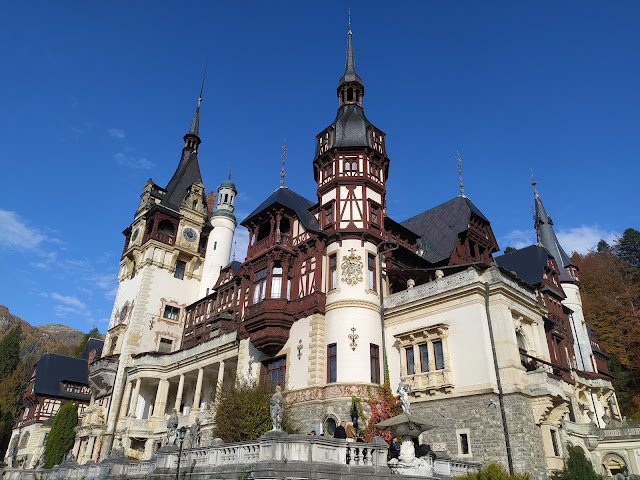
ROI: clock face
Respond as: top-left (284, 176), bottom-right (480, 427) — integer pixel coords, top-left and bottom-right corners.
top-left (341, 248), bottom-right (363, 285)
top-left (183, 227), bottom-right (198, 242)
top-left (131, 228), bottom-right (139, 242)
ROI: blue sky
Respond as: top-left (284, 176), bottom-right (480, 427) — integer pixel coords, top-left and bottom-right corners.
top-left (1, 2), bottom-right (638, 333)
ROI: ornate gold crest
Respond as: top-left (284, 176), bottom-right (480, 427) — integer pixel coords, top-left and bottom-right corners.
top-left (341, 248), bottom-right (363, 285)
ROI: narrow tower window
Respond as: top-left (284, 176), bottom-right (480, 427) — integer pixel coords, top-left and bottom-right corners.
top-left (327, 344), bottom-right (337, 383)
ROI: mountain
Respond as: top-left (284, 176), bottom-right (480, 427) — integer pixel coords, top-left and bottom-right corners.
top-left (0, 305), bottom-right (85, 362)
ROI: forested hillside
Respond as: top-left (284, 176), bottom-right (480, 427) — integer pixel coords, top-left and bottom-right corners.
top-left (0, 305), bottom-right (102, 461)
top-left (571, 228), bottom-right (640, 419)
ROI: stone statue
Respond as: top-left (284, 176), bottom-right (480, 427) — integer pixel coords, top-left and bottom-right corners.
top-left (166, 409), bottom-right (179, 446)
top-left (189, 417), bottom-right (201, 448)
top-left (270, 385), bottom-right (284, 431)
top-left (397, 377), bottom-right (412, 415)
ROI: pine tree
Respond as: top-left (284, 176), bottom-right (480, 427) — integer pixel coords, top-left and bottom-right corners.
top-left (596, 239), bottom-right (610, 253)
top-left (615, 228), bottom-right (640, 267)
top-left (44, 402), bottom-right (78, 468)
top-left (0, 325), bottom-right (22, 383)
top-left (551, 444), bottom-right (602, 480)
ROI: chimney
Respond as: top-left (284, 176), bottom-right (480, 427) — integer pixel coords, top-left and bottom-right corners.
top-left (206, 191), bottom-right (216, 213)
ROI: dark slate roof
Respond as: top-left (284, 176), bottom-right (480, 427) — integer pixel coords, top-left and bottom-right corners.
top-left (80, 338), bottom-right (104, 361)
top-left (241, 187), bottom-right (320, 233)
top-left (34, 353), bottom-right (89, 399)
top-left (533, 186), bottom-right (575, 282)
top-left (400, 196), bottom-right (490, 263)
top-left (228, 260), bottom-right (242, 273)
top-left (330, 104), bottom-right (372, 148)
top-left (494, 244), bottom-right (553, 287)
top-left (161, 151), bottom-right (205, 210)
top-left (339, 26), bottom-right (362, 86)
top-left (188, 104), bottom-right (200, 137)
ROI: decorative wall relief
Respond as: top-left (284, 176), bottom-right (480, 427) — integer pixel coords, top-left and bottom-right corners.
top-left (297, 339), bottom-right (303, 360)
top-left (349, 327), bottom-right (359, 351)
top-left (341, 249), bottom-right (363, 285)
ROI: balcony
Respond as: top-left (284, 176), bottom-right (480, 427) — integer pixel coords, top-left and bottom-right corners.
top-left (243, 292), bottom-right (326, 355)
top-left (247, 234), bottom-right (291, 259)
top-left (406, 368), bottom-right (454, 396)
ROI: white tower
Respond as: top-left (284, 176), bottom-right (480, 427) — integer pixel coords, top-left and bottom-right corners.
top-left (198, 175), bottom-right (237, 298)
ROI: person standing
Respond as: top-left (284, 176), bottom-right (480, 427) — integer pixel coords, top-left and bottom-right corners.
top-left (334, 420), bottom-right (347, 439)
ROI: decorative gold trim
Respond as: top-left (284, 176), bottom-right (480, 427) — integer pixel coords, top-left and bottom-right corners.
top-left (341, 248), bottom-right (363, 285)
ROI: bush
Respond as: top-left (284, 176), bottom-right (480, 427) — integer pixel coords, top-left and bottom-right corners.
top-left (44, 402), bottom-right (78, 468)
top-left (212, 379), bottom-right (295, 442)
top-left (551, 444), bottom-right (602, 480)
top-left (460, 463), bottom-right (530, 480)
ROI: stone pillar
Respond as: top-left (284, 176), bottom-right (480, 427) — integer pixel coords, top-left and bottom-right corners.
top-left (153, 379), bottom-right (170, 418)
top-left (83, 435), bottom-right (96, 464)
top-left (174, 374), bottom-right (185, 414)
top-left (144, 438), bottom-right (155, 459)
top-left (119, 381), bottom-right (133, 418)
top-left (193, 368), bottom-right (204, 411)
top-left (72, 437), bottom-right (81, 458)
top-left (215, 361), bottom-right (226, 402)
top-left (130, 378), bottom-right (142, 417)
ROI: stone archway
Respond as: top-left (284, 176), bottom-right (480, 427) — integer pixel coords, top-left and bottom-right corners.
top-left (602, 452), bottom-right (627, 477)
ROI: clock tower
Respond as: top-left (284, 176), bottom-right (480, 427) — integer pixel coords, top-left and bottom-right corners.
top-left (313, 23), bottom-right (389, 385)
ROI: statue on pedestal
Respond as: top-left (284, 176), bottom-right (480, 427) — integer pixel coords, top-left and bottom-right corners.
top-left (166, 410), bottom-right (179, 446)
top-left (270, 385), bottom-right (284, 431)
top-left (397, 377), bottom-right (412, 415)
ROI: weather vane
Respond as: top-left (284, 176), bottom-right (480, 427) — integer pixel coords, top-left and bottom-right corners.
top-left (280, 140), bottom-right (287, 187)
top-left (456, 151), bottom-right (465, 197)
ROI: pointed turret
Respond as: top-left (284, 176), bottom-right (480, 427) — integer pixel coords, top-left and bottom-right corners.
top-left (337, 17), bottom-right (364, 108)
top-left (532, 176), bottom-right (576, 282)
top-left (339, 20), bottom-right (362, 87)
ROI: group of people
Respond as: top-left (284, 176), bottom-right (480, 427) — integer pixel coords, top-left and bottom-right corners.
top-left (307, 420), bottom-right (365, 442)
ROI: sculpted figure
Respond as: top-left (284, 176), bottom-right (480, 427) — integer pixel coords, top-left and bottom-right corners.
top-left (189, 417), bottom-right (201, 448)
top-left (166, 409), bottom-right (179, 445)
top-left (270, 385), bottom-right (284, 431)
top-left (397, 377), bottom-right (412, 415)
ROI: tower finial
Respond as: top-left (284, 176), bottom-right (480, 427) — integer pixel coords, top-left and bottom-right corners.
top-left (348, 7), bottom-right (351, 33)
top-left (198, 58), bottom-right (208, 109)
top-left (530, 167), bottom-right (539, 196)
top-left (280, 140), bottom-right (287, 188)
top-left (456, 151), bottom-right (465, 197)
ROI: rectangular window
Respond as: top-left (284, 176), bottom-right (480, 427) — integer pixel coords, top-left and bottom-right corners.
top-left (174, 260), bottom-right (186, 280)
top-left (368, 254), bottom-right (376, 291)
top-left (460, 433), bottom-right (469, 455)
top-left (271, 266), bottom-right (283, 298)
top-left (434, 340), bottom-right (444, 370)
top-left (370, 344), bottom-right (380, 384)
top-left (325, 204), bottom-right (333, 225)
top-left (158, 337), bottom-right (172, 353)
top-left (371, 205), bottom-right (378, 224)
top-left (329, 254), bottom-right (337, 290)
top-left (252, 268), bottom-right (268, 304)
top-left (163, 305), bottom-right (180, 321)
top-left (419, 344), bottom-right (429, 373)
top-left (264, 357), bottom-right (286, 390)
top-left (550, 429), bottom-right (560, 456)
top-left (406, 347), bottom-right (415, 375)
top-left (327, 344), bottom-right (337, 383)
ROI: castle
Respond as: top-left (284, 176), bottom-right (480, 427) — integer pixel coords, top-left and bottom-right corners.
top-left (9, 22), bottom-right (639, 479)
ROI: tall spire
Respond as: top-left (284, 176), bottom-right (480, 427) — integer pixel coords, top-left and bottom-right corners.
top-left (339, 11), bottom-right (362, 88)
top-left (531, 174), bottom-right (576, 281)
top-left (184, 60), bottom-right (208, 151)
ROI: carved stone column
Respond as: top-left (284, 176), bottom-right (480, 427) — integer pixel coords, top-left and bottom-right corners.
top-left (130, 378), bottom-right (142, 417)
top-left (153, 379), bottom-right (170, 418)
top-left (215, 361), bottom-right (226, 403)
top-left (193, 368), bottom-right (204, 411)
top-left (174, 374), bottom-right (185, 414)
top-left (119, 381), bottom-right (133, 418)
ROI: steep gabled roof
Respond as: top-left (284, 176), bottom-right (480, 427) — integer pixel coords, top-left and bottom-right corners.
top-left (33, 353), bottom-right (90, 400)
top-left (400, 196), bottom-right (490, 263)
top-left (495, 244), bottom-right (554, 287)
top-left (241, 187), bottom-right (320, 233)
top-left (80, 338), bottom-right (104, 361)
top-left (161, 151), bottom-right (205, 210)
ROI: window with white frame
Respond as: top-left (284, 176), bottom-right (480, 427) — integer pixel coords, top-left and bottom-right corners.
top-left (456, 429), bottom-right (472, 457)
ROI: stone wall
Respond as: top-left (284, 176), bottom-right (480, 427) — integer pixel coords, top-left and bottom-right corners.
top-left (411, 392), bottom-right (548, 480)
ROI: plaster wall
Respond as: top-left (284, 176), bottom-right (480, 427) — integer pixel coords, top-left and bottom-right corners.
top-left (198, 215), bottom-right (235, 299)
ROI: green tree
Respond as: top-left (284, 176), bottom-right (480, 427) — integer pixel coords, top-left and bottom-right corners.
top-left (615, 228), bottom-right (640, 267)
top-left (460, 463), bottom-right (529, 479)
top-left (212, 379), bottom-right (294, 442)
top-left (73, 327), bottom-right (100, 358)
top-left (44, 402), bottom-right (78, 468)
top-left (504, 246), bottom-right (517, 254)
top-left (596, 239), bottom-right (610, 253)
top-left (551, 444), bottom-right (602, 480)
top-left (0, 325), bottom-right (22, 383)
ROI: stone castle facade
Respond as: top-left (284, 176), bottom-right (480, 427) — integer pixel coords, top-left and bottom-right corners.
top-left (8, 23), bottom-right (639, 479)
